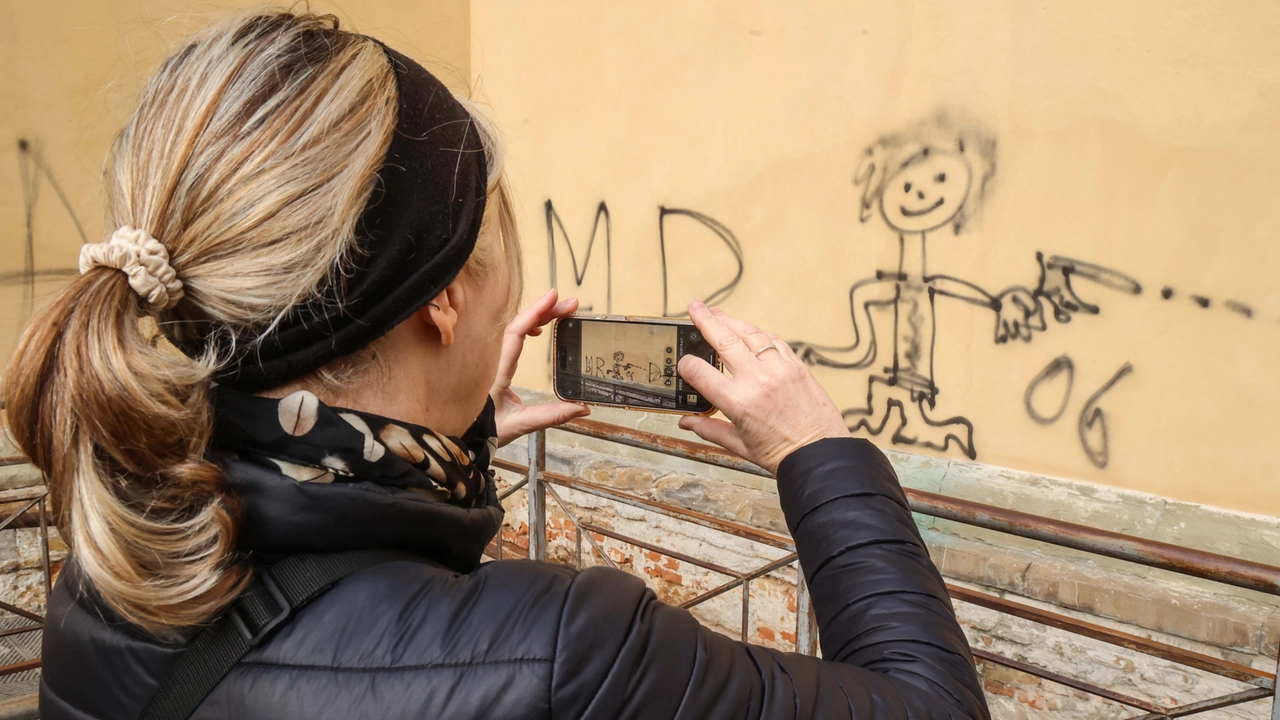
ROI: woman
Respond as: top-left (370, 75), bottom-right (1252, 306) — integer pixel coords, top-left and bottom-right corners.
top-left (5, 12), bottom-right (988, 720)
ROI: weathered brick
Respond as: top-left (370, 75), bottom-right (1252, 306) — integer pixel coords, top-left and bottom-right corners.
top-left (0, 532), bottom-right (17, 574)
top-left (0, 568), bottom-right (48, 614)
top-left (579, 461), bottom-right (621, 488)
top-left (1259, 608), bottom-right (1280, 659)
top-left (939, 461), bottom-right (1165, 539)
top-left (652, 474), bottom-right (752, 524)
top-left (928, 533), bottom-right (1034, 593)
top-left (0, 463), bottom-right (41, 492)
top-left (745, 495), bottom-right (787, 534)
top-left (1023, 558), bottom-right (1271, 652)
top-left (979, 659), bottom-right (1040, 688)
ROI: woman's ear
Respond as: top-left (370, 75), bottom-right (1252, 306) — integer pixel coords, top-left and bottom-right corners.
top-left (420, 285), bottom-right (461, 346)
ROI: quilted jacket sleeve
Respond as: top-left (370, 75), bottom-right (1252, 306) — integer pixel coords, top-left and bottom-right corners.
top-left (550, 437), bottom-right (989, 720)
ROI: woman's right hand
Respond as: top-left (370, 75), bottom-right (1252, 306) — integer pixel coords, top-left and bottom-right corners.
top-left (676, 301), bottom-right (850, 474)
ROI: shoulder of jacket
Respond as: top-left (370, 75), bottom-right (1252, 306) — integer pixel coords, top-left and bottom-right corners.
top-left (241, 557), bottom-right (584, 670)
top-left (548, 566), bottom-right (706, 720)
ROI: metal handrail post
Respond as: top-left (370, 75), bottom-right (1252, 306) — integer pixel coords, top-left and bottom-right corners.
top-left (796, 573), bottom-right (818, 657)
top-left (38, 496), bottom-right (51, 601)
top-left (1271, 651), bottom-right (1279, 720)
top-left (528, 430), bottom-right (547, 562)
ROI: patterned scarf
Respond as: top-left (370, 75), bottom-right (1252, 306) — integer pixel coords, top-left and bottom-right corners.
top-left (211, 387), bottom-right (497, 509)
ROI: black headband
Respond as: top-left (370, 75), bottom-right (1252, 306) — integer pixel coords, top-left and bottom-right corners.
top-left (192, 43), bottom-right (488, 392)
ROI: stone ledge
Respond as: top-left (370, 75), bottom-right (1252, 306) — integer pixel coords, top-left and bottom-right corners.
top-left (501, 426), bottom-right (1280, 665)
top-left (955, 579), bottom-right (1270, 718)
top-left (514, 386), bottom-right (1280, 602)
top-left (927, 531), bottom-right (1280, 660)
top-left (0, 466), bottom-right (40, 494)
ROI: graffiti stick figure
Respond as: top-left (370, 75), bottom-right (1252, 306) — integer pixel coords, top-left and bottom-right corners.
top-left (791, 118), bottom-right (1042, 460)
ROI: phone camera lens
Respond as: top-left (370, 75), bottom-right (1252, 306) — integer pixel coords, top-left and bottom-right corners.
top-left (690, 331), bottom-right (700, 341)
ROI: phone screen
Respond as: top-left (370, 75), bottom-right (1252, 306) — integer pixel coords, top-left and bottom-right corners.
top-left (554, 316), bottom-right (717, 414)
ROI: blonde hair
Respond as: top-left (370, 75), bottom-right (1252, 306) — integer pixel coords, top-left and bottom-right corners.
top-left (298, 98), bottom-right (523, 397)
top-left (2, 10), bottom-right (520, 634)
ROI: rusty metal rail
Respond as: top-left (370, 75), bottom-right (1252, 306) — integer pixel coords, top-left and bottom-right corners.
top-left (562, 418), bottom-right (1280, 596)
top-left (492, 419), bottom-right (1280, 720)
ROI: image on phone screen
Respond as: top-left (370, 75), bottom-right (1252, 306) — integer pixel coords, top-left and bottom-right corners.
top-left (554, 316), bottom-right (717, 414)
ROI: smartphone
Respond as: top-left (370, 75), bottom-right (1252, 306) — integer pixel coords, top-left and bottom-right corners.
top-left (553, 314), bottom-right (720, 415)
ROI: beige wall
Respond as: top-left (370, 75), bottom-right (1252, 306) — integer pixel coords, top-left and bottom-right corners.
top-left (4, 1), bottom-right (1278, 517)
top-left (473, 1), bottom-right (1280, 515)
top-left (0, 0), bottom-right (470, 362)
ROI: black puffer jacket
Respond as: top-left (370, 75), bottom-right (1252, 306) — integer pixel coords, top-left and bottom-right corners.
top-left (42, 426), bottom-right (988, 719)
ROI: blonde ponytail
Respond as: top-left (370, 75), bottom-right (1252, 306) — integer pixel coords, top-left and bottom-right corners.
top-left (7, 272), bottom-right (242, 629)
top-left (2, 11), bottom-right (405, 633)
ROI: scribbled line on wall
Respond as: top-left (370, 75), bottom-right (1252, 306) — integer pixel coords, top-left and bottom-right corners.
top-left (545, 200), bottom-right (743, 318)
top-left (1159, 286), bottom-right (1261, 323)
top-left (8, 139), bottom-right (84, 317)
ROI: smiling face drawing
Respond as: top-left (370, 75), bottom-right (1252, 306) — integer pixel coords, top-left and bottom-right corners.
top-left (879, 148), bottom-right (973, 233)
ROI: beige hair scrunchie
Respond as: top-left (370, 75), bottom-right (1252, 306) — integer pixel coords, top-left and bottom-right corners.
top-left (78, 226), bottom-right (185, 311)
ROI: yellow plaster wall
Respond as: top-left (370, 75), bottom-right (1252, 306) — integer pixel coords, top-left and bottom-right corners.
top-left (0, 0), bottom-right (470, 363)
top-left (4, 1), bottom-right (1278, 517)
top-left (473, 1), bottom-right (1280, 515)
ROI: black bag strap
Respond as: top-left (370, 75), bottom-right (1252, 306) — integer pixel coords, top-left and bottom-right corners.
top-left (139, 549), bottom-right (413, 720)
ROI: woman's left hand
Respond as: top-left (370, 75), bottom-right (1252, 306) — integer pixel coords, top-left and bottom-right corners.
top-left (491, 289), bottom-right (591, 446)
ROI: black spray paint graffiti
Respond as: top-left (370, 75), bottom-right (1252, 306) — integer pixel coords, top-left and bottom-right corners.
top-left (789, 116), bottom-right (1141, 462)
top-left (1078, 363), bottom-right (1133, 469)
top-left (1160, 286), bottom-right (1266, 324)
top-left (658, 207), bottom-right (743, 317)
top-left (1033, 254), bottom-right (1142, 324)
top-left (543, 120), bottom-right (1272, 467)
top-left (6, 139), bottom-right (84, 317)
top-left (1024, 355), bottom-right (1075, 425)
top-left (546, 200), bottom-right (743, 316)
top-left (546, 200), bottom-right (612, 314)
top-left (1024, 355), bottom-right (1134, 468)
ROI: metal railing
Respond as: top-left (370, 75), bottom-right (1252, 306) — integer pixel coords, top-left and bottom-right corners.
top-left (0, 459), bottom-right (53, 681)
top-left (488, 419), bottom-right (1280, 720)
